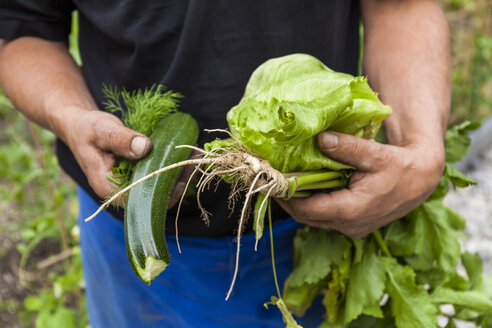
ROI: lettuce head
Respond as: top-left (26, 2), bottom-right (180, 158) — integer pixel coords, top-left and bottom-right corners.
top-left (206, 53), bottom-right (391, 173)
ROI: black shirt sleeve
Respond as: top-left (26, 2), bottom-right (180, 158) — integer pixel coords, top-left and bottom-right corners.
top-left (0, 0), bottom-right (74, 42)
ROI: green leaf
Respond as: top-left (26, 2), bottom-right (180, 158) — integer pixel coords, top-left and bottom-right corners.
top-left (24, 296), bottom-right (43, 312)
top-left (444, 121), bottom-right (480, 163)
top-left (207, 54), bottom-right (391, 173)
top-left (283, 277), bottom-right (322, 317)
top-left (416, 269), bottom-right (467, 291)
top-left (445, 319), bottom-right (457, 328)
top-left (430, 287), bottom-right (492, 314)
top-left (348, 305), bottom-right (395, 328)
top-left (352, 239), bottom-right (364, 265)
top-left (386, 199), bottom-right (461, 273)
top-left (323, 245), bottom-right (352, 324)
top-left (288, 227), bottom-right (351, 287)
top-left (253, 193), bottom-right (268, 240)
top-left (103, 84), bottom-right (181, 136)
top-left (343, 241), bottom-right (386, 324)
top-left (462, 251), bottom-right (484, 291)
top-left (382, 257), bottom-right (437, 328)
top-left (319, 321), bottom-right (345, 328)
top-left (443, 164), bottom-right (477, 188)
top-left (50, 307), bottom-right (78, 328)
top-left (104, 84), bottom-right (183, 189)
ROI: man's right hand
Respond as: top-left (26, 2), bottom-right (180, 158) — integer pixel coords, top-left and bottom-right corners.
top-left (64, 108), bottom-right (152, 199)
top-left (0, 37), bottom-right (153, 200)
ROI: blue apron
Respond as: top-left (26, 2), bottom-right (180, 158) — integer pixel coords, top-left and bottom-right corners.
top-left (77, 187), bottom-right (324, 327)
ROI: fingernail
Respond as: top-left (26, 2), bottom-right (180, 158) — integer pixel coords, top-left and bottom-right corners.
top-left (321, 132), bottom-right (338, 149)
top-left (130, 136), bottom-right (149, 157)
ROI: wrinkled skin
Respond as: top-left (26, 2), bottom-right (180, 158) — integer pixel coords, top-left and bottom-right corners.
top-left (277, 0), bottom-right (451, 238)
top-left (278, 131), bottom-right (445, 239)
top-left (65, 109), bottom-right (152, 199)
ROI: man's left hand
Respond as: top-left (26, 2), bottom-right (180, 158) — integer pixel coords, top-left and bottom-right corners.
top-left (278, 130), bottom-right (445, 239)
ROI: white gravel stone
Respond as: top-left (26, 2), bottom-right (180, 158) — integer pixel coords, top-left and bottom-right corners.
top-left (444, 144), bottom-right (492, 328)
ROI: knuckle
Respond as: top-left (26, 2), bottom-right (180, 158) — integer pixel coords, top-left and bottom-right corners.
top-left (344, 137), bottom-right (362, 155)
top-left (374, 147), bottom-right (392, 167)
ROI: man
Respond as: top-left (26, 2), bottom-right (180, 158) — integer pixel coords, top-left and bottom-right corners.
top-left (0, 0), bottom-right (450, 326)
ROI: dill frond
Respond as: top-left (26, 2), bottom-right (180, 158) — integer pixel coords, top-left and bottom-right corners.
top-left (102, 84), bottom-right (183, 191)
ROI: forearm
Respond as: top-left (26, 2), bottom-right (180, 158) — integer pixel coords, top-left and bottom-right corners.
top-left (361, 0), bottom-right (451, 153)
top-left (0, 37), bottom-right (98, 143)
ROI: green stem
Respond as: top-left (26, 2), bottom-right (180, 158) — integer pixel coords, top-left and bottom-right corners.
top-left (295, 178), bottom-right (346, 191)
top-left (293, 171), bottom-right (344, 187)
top-left (286, 171), bottom-right (346, 198)
top-left (372, 230), bottom-right (391, 257)
top-left (268, 198), bottom-right (282, 299)
top-left (106, 174), bottom-right (122, 185)
top-left (291, 191), bottom-right (312, 198)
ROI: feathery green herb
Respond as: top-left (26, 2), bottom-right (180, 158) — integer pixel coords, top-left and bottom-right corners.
top-left (102, 84), bottom-right (182, 188)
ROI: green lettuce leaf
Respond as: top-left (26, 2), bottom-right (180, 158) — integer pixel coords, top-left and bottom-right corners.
top-left (431, 287), bottom-right (492, 314)
top-left (211, 53), bottom-right (391, 172)
top-left (382, 257), bottom-right (437, 328)
top-left (283, 277), bottom-right (323, 317)
top-left (443, 164), bottom-right (477, 188)
top-left (342, 241), bottom-right (386, 324)
top-left (444, 120), bottom-right (480, 163)
top-left (288, 227), bottom-right (351, 287)
top-left (385, 199), bottom-right (462, 273)
top-left (323, 244), bottom-right (352, 324)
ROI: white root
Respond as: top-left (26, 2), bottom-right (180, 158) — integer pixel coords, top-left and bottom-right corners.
top-left (225, 171), bottom-right (264, 301)
top-left (175, 166), bottom-right (200, 254)
top-left (84, 140), bottom-right (293, 301)
top-left (254, 183), bottom-right (276, 251)
top-left (84, 158), bottom-right (213, 222)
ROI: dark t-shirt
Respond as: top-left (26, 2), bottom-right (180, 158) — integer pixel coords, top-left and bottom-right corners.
top-left (0, 0), bottom-right (360, 237)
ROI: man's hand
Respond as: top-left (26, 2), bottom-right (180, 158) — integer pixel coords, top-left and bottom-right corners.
top-left (278, 0), bottom-right (452, 238)
top-left (278, 131), bottom-right (444, 239)
top-left (63, 108), bottom-right (152, 199)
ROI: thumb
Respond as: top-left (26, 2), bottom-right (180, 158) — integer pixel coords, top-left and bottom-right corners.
top-left (93, 118), bottom-right (152, 160)
top-left (317, 131), bottom-right (387, 171)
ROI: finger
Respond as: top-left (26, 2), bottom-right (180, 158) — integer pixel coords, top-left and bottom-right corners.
top-left (280, 191), bottom-right (377, 239)
top-left (279, 188), bottom-right (366, 223)
top-left (92, 118), bottom-right (152, 160)
top-left (82, 148), bottom-right (119, 199)
top-left (317, 131), bottom-right (390, 171)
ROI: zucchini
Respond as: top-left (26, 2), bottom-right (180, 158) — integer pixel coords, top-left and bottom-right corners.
top-left (125, 112), bottom-right (199, 284)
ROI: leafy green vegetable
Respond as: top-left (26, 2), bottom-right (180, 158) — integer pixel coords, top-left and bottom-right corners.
top-left (444, 121), bottom-right (480, 163)
top-left (283, 277), bottom-right (322, 317)
top-left (288, 227), bottom-right (350, 287)
top-left (206, 54), bottom-right (487, 327)
top-left (103, 84), bottom-right (182, 136)
top-left (342, 241), bottom-right (385, 324)
top-left (278, 121), bottom-right (489, 327)
top-left (209, 54), bottom-right (391, 173)
top-left (382, 257), bottom-right (438, 328)
top-left (103, 84), bottom-right (182, 188)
